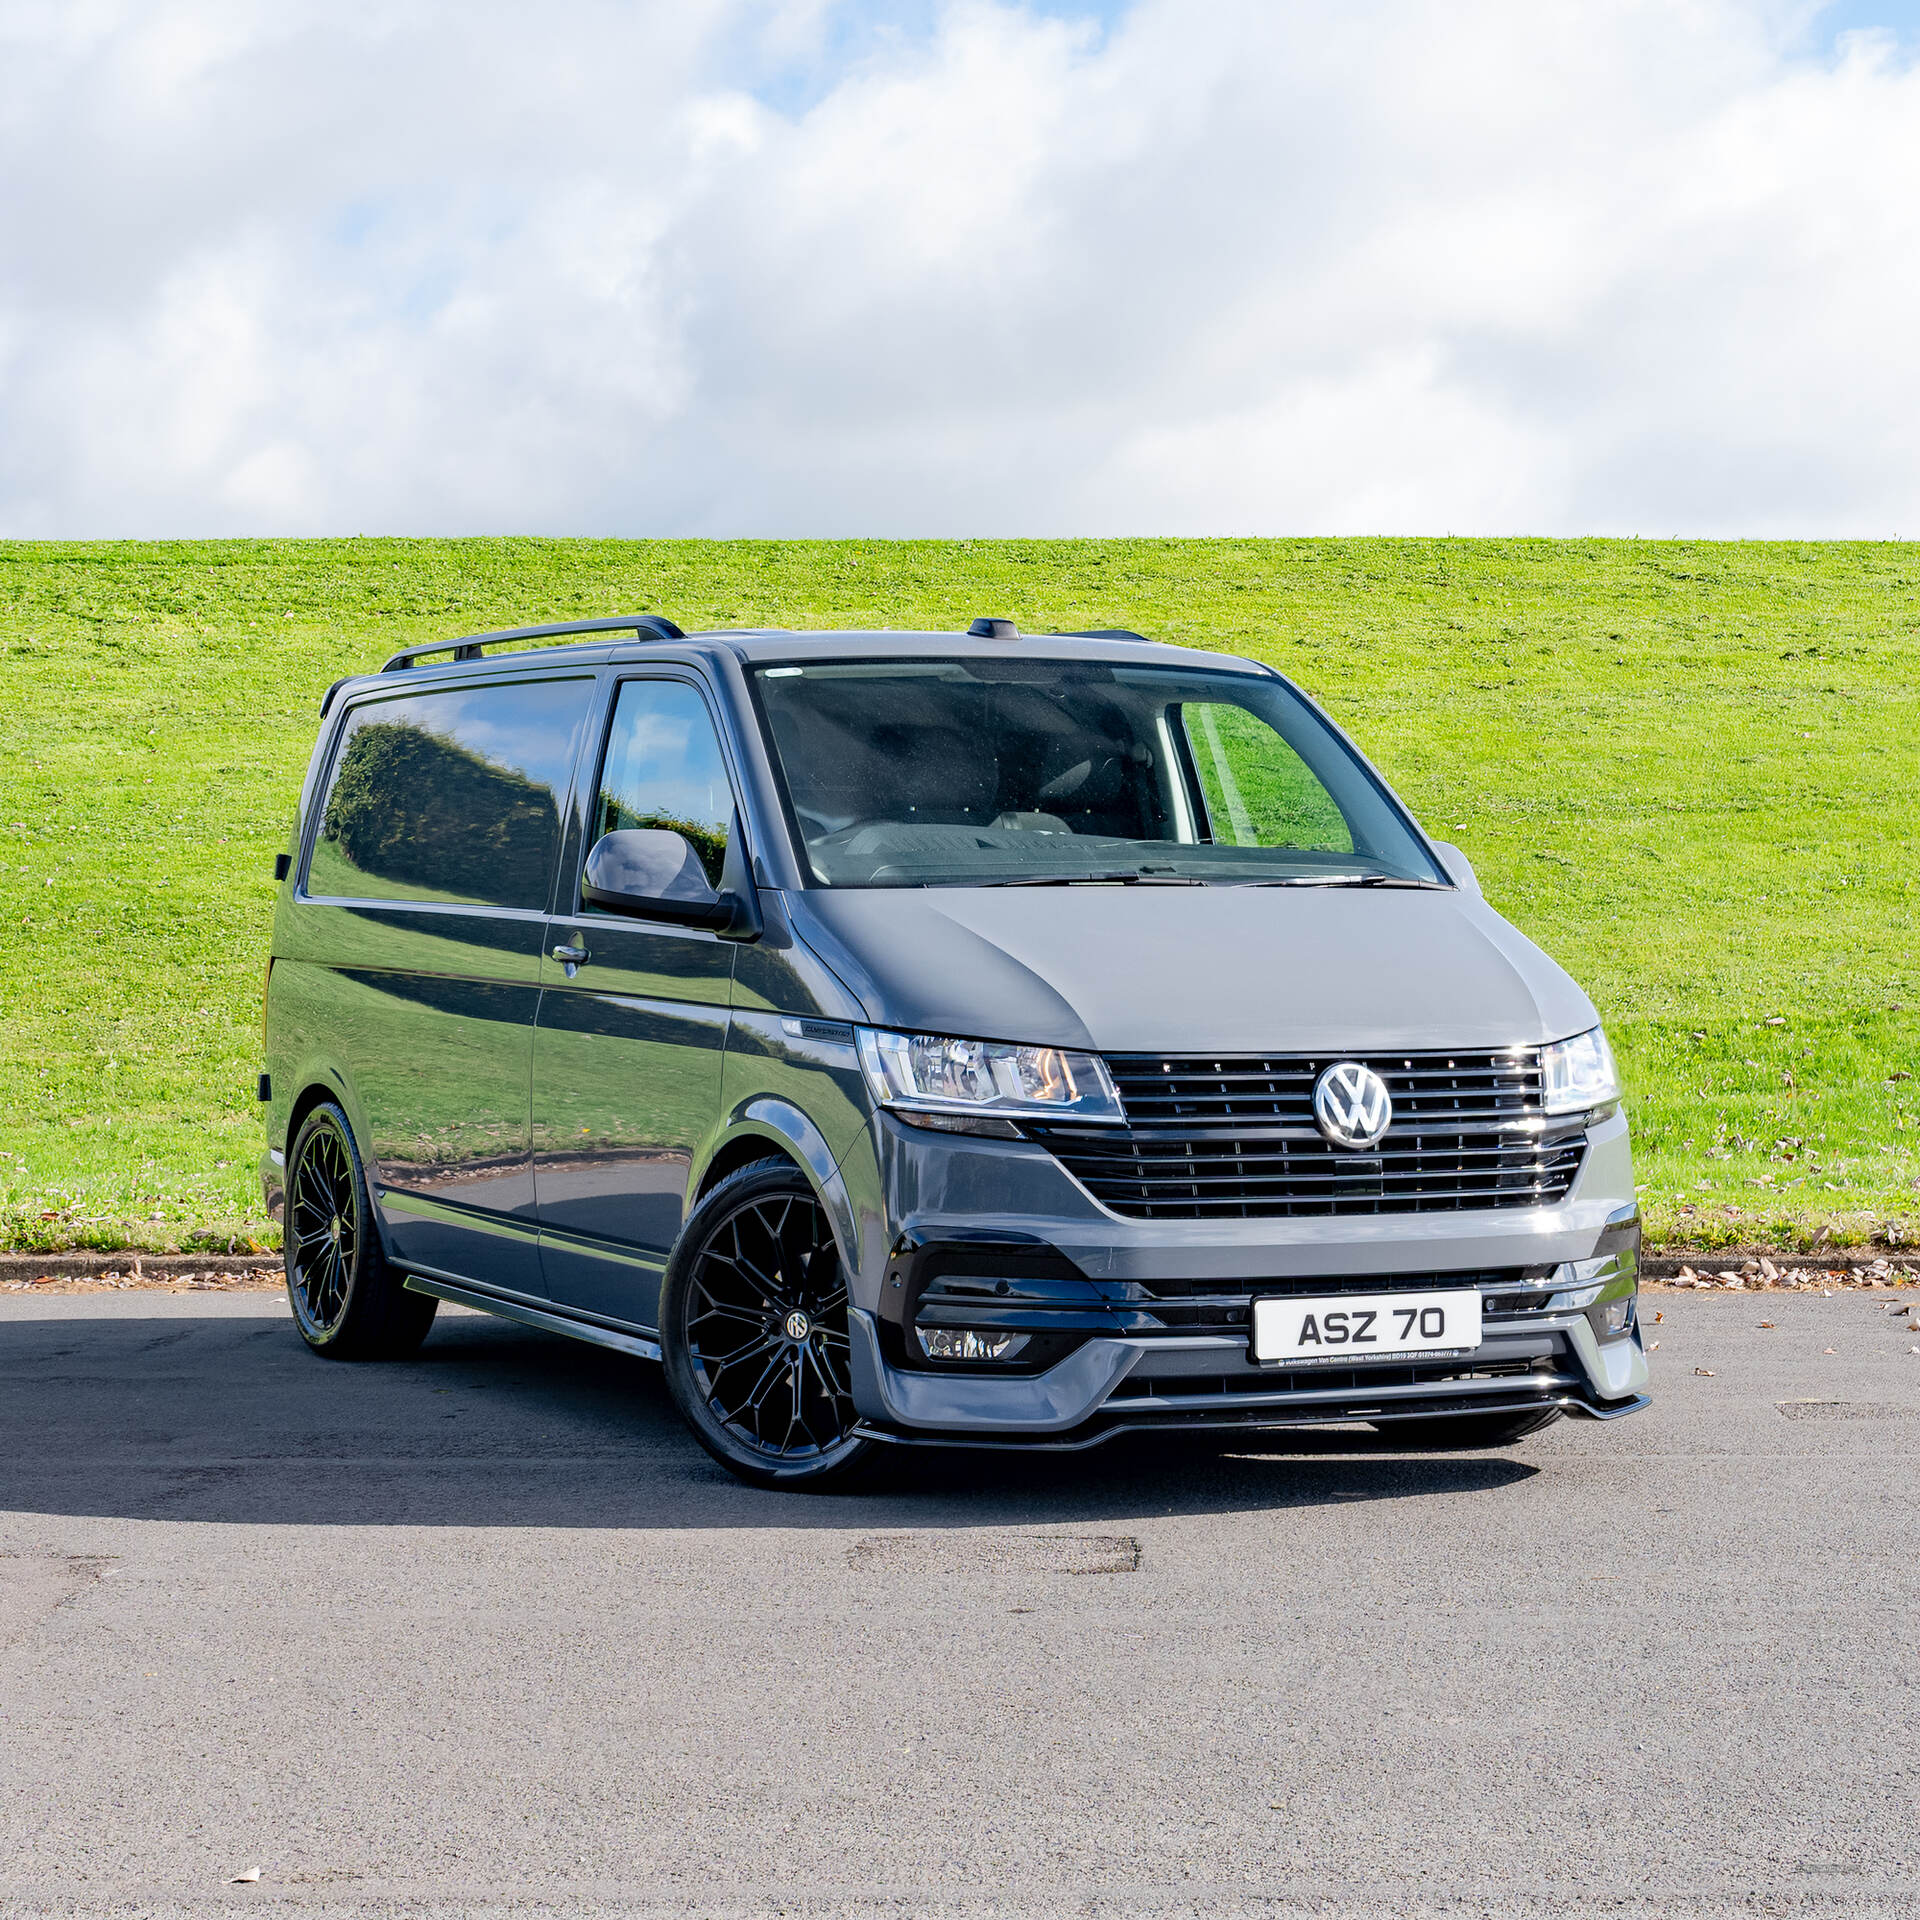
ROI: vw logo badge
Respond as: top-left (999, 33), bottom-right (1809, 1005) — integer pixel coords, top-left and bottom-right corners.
top-left (1313, 1061), bottom-right (1393, 1150)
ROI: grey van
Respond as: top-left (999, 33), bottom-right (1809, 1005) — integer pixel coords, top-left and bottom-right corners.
top-left (261, 615), bottom-right (1648, 1488)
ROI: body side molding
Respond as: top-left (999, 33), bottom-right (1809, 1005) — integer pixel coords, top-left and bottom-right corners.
top-left (403, 1273), bottom-right (663, 1361)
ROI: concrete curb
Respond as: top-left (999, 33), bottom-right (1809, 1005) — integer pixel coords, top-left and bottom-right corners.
top-left (0, 1251), bottom-right (282, 1281)
top-left (1652, 1250), bottom-right (1914, 1275)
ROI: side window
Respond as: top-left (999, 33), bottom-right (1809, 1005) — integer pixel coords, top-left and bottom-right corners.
top-left (307, 678), bottom-right (593, 909)
top-left (592, 680), bottom-right (736, 889)
top-left (1179, 701), bottom-right (1354, 853)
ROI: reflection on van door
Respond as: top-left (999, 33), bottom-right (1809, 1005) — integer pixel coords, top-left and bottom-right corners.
top-left (532, 677), bottom-right (738, 1329)
top-left (295, 675), bottom-right (596, 1294)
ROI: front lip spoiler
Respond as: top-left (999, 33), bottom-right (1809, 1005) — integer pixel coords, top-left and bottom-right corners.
top-left (851, 1388), bottom-right (1651, 1452)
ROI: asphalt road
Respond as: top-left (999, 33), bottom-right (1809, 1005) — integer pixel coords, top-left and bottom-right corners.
top-left (2, 1288), bottom-right (1917, 1920)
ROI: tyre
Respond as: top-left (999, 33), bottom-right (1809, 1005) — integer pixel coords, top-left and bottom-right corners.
top-left (660, 1158), bottom-right (874, 1491)
top-left (1373, 1406), bottom-right (1564, 1448)
top-left (284, 1100), bottom-right (438, 1360)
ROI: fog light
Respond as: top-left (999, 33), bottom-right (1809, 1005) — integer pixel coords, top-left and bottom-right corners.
top-left (1600, 1293), bottom-right (1636, 1335)
top-left (918, 1328), bottom-right (1029, 1362)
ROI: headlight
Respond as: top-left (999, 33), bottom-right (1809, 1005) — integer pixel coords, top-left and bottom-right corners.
top-left (856, 1028), bottom-right (1125, 1123)
top-left (1540, 1025), bottom-right (1620, 1115)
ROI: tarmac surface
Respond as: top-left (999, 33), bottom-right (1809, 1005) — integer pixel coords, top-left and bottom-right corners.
top-left (1, 1287), bottom-right (1917, 1919)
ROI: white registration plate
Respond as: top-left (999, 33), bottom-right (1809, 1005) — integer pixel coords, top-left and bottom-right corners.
top-left (1250, 1288), bottom-right (1483, 1366)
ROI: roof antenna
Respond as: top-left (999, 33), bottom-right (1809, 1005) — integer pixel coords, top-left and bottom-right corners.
top-left (967, 616), bottom-right (1018, 640)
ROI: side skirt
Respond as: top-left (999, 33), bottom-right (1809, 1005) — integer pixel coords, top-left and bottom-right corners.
top-left (402, 1274), bottom-right (663, 1363)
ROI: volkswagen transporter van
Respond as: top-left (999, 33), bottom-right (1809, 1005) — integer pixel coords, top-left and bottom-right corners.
top-left (261, 614), bottom-right (1648, 1488)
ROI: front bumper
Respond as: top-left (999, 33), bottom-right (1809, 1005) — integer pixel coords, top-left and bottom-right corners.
top-left (839, 1107), bottom-right (1648, 1447)
top-left (846, 1268), bottom-right (1647, 1448)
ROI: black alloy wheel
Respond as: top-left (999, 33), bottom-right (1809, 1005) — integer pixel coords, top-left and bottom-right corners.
top-left (661, 1159), bottom-right (873, 1490)
top-left (1374, 1406), bottom-right (1564, 1448)
top-left (284, 1100), bottom-right (437, 1360)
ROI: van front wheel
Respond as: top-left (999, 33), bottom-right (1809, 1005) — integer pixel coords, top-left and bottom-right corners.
top-left (284, 1101), bottom-right (437, 1360)
top-left (660, 1160), bottom-right (873, 1491)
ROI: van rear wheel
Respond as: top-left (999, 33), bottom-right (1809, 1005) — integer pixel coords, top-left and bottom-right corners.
top-left (660, 1159), bottom-right (873, 1491)
top-left (1373, 1406), bottom-right (1563, 1448)
top-left (285, 1101), bottom-right (437, 1360)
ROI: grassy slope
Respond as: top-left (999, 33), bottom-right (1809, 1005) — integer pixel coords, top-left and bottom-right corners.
top-left (1, 536), bottom-right (1914, 1253)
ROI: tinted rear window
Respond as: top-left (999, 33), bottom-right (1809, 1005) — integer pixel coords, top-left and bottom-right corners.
top-left (307, 678), bottom-right (594, 910)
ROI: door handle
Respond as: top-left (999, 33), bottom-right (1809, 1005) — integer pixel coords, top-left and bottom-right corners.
top-left (550, 943), bottom-right (589, 974)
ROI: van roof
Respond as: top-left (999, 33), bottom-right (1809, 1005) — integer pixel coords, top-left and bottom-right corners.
top-left (320, 619), bottom-right (1266, 714)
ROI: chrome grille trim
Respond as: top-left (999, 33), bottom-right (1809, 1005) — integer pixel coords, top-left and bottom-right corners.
top-left (1029, 1046), bottom-right (1584, 1220)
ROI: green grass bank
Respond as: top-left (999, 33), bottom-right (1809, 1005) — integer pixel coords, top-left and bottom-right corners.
top-left (2, 536), bottom-right (1915, 1254)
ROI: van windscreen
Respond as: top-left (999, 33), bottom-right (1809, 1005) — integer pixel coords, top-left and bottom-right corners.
top-left (750, 659), bottom-right (1444, 889)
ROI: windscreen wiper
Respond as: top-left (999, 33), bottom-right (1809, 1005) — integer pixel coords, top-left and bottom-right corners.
top-left (1239, 874), bottom-right (1445, 889)
top-left (990, 871), bottom-right (1210, 887)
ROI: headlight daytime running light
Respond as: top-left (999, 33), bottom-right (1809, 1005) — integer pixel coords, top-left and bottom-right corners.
top-left (1540, 1025), bottom-right (1621, 1116)
top-left (856, 1028), bottom-right (1125, 1123)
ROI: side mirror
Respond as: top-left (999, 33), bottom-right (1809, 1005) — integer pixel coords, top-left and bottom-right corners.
top-left (582, 824), bottom-right (762, 940)
top-left (1430, 841), bottom-right (1481, 896)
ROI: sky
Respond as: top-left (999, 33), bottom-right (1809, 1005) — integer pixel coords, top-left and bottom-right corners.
top-left (1, 0), bottom-right (1918, 539)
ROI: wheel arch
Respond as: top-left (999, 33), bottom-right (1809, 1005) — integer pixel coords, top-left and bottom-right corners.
top-left (284, 1078), bottom-right (346, 1156)
top-left (690, 1098), bottom-right (860, 1270)
top-left (697, 1132), bottom-right (802, 1199)
top-left (281, 1074), bottom-right (400, 1264)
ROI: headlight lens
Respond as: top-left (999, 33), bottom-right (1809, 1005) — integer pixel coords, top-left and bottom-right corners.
top-left (1540, 1025), bottom-right (1620, 1115)
top-left (856, 1028), bottom-right (1125, 1123)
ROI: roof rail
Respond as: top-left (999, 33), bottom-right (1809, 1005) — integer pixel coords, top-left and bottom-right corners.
top-left (379, 614), bottom-right (685, 675)
top-left (1053, 627), bottom-right (1153, 644)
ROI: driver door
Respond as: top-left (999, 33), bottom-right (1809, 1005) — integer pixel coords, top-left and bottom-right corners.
top-left (532, 676), bottom-right (741, 1329)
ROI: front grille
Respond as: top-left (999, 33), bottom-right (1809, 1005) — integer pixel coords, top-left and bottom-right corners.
top-left (1029, 1048), bottom-right (1585, 1220)
top-left (1104, 1050), bottom-right (1543, 1128)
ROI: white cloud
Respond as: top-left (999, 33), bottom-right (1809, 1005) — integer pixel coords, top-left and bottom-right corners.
top-left (1, 0), bottom-right (1917, 536)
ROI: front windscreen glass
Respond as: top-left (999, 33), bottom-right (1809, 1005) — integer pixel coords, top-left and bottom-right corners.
top-left (751, 658), bottom-right (1446, 888)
